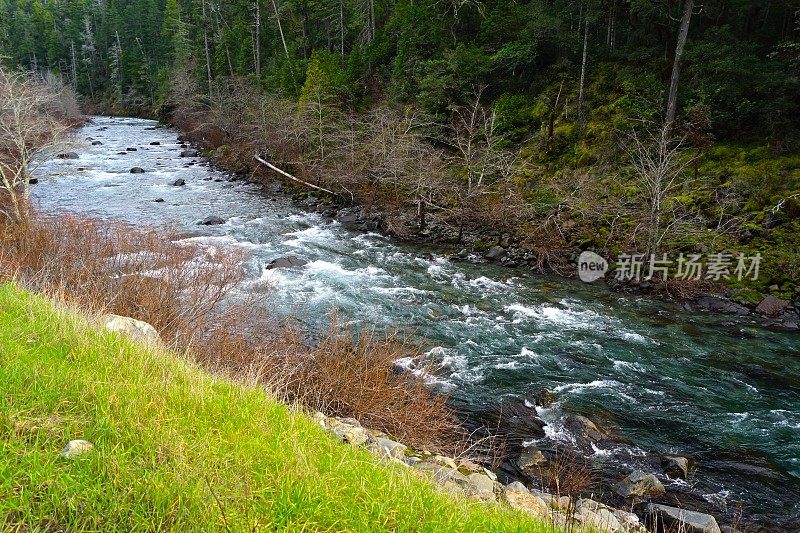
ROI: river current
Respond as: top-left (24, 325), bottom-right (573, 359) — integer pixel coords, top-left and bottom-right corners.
top-left (33, 116), bottom-right (800, 528)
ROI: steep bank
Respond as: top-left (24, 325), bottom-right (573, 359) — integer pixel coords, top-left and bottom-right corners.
top-left (0, 282), bottom-right (549, 531)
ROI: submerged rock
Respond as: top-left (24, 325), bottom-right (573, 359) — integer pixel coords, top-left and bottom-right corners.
top-left (100, 314), bottom-right (160, 345)
top-left (130, 167), bottom-right (145, 174)
top-left (198, 215), bottom-right (225, 225)
top-left (150, 141), bottom-right (161, 146)
top-left (91, 140), bottom-right (103, 145)
top-left (615, 470), bottom-right (665, 498)
top-left (172, 178), bottom-right (186, 186)
top-left (266, 256), bottom-right (308, 269)
top-left (644, 504), bottom-right (721, 533)
top-left (60, 439), bottom-right (94, 459)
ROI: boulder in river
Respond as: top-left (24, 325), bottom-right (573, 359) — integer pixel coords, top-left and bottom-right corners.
top-left (564, 414), bottom-right (609, 447)
top-left (56, 152), bottom-right (79, 159)
top-left (150, 141), bottom-right (161, 146)
top-left (180, 149), bottom-right (199, 157)
top-left (517, 447), bottom-right (547, 470)
top-left (28, 178), bottom-right (39, 185)
top-left (267, 256), bottom-right (308, 269)
top-left (130, 167), bottom-right (145, 174)
top-left (126, 147), bottom-right (137, 151)
top-left (661, 454), bottom-right (691, 479)
top-left (755, 295), bottom-right (789, 317)
top-left (198, 216), bottom-right (225, 226)
top-left (694, 296), bottom-right (750, 316)
top-left (644, 504), bottom-right (721, 533)
top-left (615, 470), bottom-right (665, 498)
top-left (153, 198), bottom-right (165, 203)
top-left (171, 178), bottom-right (186, 186)
top-left (484, 246), bottom-right (507, 261)
top-left (91, 141), bottom-right (103, 146)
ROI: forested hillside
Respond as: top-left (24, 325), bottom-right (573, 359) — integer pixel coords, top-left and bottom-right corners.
top-left (2, 0), bottom-right (799, 295)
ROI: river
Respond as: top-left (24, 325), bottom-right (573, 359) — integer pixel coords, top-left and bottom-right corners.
top-left (33, 116), bottom-right (800, 529)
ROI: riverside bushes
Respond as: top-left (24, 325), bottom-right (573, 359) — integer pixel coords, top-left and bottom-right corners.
top-left (0, 213), bottom-right (460, 453)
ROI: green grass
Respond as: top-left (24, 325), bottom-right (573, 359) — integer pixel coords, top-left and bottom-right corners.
top-left (0, 283), bottom-right (549, 532)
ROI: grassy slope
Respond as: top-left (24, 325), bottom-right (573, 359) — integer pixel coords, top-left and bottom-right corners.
top-left (0, 283), bottom-right (547, 532)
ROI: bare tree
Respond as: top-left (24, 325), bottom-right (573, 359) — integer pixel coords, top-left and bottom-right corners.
top-left (0, 67), bottom-right (72, 223)
top-left (623, 118), bottom-right (696, 254)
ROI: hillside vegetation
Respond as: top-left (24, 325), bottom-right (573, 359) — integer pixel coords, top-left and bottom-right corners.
top-left (0, 282), bottom-right (548, 531)
top-left (1, 0), bottom-right (798, 294)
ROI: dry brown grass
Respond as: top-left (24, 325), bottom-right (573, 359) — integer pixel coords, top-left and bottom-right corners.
top-left (0, 212), bottom-right (461, 453)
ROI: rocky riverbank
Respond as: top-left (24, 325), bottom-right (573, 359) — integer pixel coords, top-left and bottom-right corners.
top-left (314, 412), bottom-right (725, 533)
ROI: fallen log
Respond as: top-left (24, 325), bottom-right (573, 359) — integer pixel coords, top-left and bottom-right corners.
top-left (253, 155), bottom-right (335, 196)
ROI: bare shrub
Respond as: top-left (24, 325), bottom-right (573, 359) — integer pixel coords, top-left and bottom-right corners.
top-left (540, 449), bottom-right (595, 498)
top-left (0, 67), bottom-right (75, 222)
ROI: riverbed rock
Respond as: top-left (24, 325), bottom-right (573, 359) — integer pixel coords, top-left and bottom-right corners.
top-left (267, 256), bottom-right (308, 270)
top-left (755, 295), bottom-right (789, 317)
top-left (130, 167), bottom-right (146, 174)
top-left (150, 141), bottom-right (161, 146)
top-left (56, 152), bottom-right (79, 159)
top-left (172, 178), bottom-right (186, 186)
top-left (28, 178), bottom-right (39, 185)
top-left (661, 454), bottom-right (691, 479)
top-left (60, 439), bottom-right (94, 459)
top-left (564, 414), bottom-right (608, 447)
top-left (153, 198), bottom-right (165, 203)
top-left (484, 246), bottom-right (507, 261)
top-left (181, 149), bottom-right (199, 157)
top-left (644, 504), bottom-right (721, 533)
top-left (517, 447), bottom-right (547, 470)
top-left (729, 288), bottom-right (763, 307)
top-left (615, 470), bottom-right (665, 498)
top-left (198, 216), bottom-right (225, 225)
top-left (91, 141), bottom-right (103, 145)
top-left (695, 296), bottom-right (750, 316)
top-left (533, 388), bottom-right (557, 407)
top-left (126, 147), bottom-right (137, 151)
top-left (503, 482), bottom-right (549, 518)
top-left (100, 314), bottom-right (160, 345)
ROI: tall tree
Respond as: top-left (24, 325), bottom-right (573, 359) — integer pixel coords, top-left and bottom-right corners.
top-left (665, 0), bottom-right (695, 131)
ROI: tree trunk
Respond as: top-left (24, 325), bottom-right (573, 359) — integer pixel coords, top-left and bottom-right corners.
top-left (254, 0), bottom-right (261, 78)
top-left (666, 0), bottom-right (694, 132)
top-left (578, 10), bottom-right (589, 130)
top-left (271, 0), bottom-right (290, 60)
top-left (202, 0), bottom-right (213, 95)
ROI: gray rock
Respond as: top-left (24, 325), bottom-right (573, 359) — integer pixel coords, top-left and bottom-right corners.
top-left (91, 141), bottom-right (103, 145)
top-left (153, 198), bottom-right (165, 203)
top-left (484, 246), bottom-right (507, 261)
top-left (28, 178), bottom-right (39, 185)
top-left (172, 178), bottom-right (186, 186)
top-left (150, 141), bottom-right (161, 146)
top-left (130, 167), bottom-right (146, 174)
top-left (645, 504), bottom-right (721, 533)
top-left (615, 470), bottom-right (665, 498)
top-left (266, 256), bottom-right (308, 270)
top-left (100, 314), bottom-right (160, 345)
top-left (370, 437), bottom-right (407, 460)
top-left (755, 295), bottom-right (789, 317)
top-left (517, 447), bottom-right (547, 470)
top-left (337, 212), bottom-right (361, 225)
top-left (503, 483), bottom-right (549, 518)
top-left (564, 414), bottom-right (608, 446)
top-left (56, 152), bottom-right (79, 159)
top-left (695, 296), bottom-right (750, 316)
top-left (180, 149), bottom-right (199, 157)
top-left (198, 216), bottom-right (225, 226)
top-left (662, 454), bottom-right (691, 479)
top-left (60, 439), bottom-right (94, 459)
top-left (126, 147), bottom-right (137, 152)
